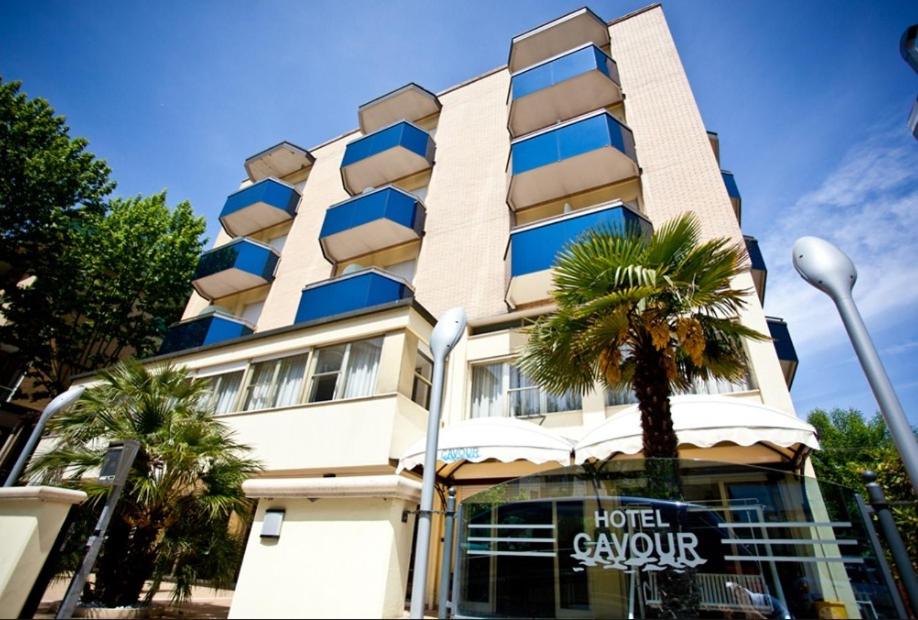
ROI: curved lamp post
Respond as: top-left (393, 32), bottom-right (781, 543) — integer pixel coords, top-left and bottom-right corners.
top-left (792, 237), bottom-right (918, 496)
top-left (409, 307), bottom-right (467, 619)
top-left (3, 384), bottom-right (86, 487)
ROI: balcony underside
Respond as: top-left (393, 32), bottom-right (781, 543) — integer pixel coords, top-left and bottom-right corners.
top-left (220, 180), bottom-right (299, 237)
top-left (322, 219), bottom-right (423, 264)
top-left (359, 84), bottom-right (441, 134)
top-left (509, 8), bottom-right (609, 73)
top-left (508, 146), bottom-right (638, 210)
top-left (244, 142), bottom-right (313, 182)
top-left (510, 70), bottom-right (621, 138)
top-left (341, 147), bottom-right (433, 195)
top-left (751, 268), bottom-right (767, 304)
top-left (193, 269), bottom-right (271, 300)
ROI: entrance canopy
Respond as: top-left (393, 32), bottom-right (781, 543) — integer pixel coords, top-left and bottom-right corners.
top-left (396, 417), bottom-right (574, 478)
top-left (575, 396), bottom-right (820, 464)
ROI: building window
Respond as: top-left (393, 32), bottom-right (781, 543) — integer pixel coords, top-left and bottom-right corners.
top-left (243, 354), bottom-right (309, 411)
top-left (412, 351), bottom-right (433, 408)
top-left (201, 370), bottom-right (245, 415)
top-left (604, 373), bottom-right (754, 407)
top-left (471, 361), bottom-right (581, 419)
top-left (307, 337), bottom-right (383, 403)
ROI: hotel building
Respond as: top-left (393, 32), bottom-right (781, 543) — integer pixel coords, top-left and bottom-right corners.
top-left (75, 4), bottom-right (900, 618)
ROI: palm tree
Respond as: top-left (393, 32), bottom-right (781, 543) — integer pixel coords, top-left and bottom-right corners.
top-left (519, 212), bottom-right (765, 462)
top-left (29, 360), bottom-right (260, 608)
top-left (518, 212), bottom-right (766, 617)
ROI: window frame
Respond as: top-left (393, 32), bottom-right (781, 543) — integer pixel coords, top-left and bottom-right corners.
top-left (242, 351), bottom-right (311, 412)
top-left (198, 368), bottom-right (247, 416)
top-left (411, 350), bottom-right (434, 409)
top-left (470, 359), bottom-right (581, 419)
top-left (306, 336), bottom-right (384, 404)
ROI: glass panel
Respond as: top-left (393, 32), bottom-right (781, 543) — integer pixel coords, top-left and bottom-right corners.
top-left (211, 371), bottom-right (244, 414)
top-left (341, 337), bottom-right (382, 399)
top-left (273, 354), bottom-right (308, 407)
top-left (606, 386), bottom-right (638, 406)
top-left (471, 363), bottom-right (504, 418)
top-left (456, 459), bottom-right (901, 619)
top-left (314, 344), bottom-right (347, 374)
top-left (243, 361), bottom-right (276, 410)
top-left (510, 366), bottom-right (580, 416)
top-left (309, 374), bottom-right (338, 403)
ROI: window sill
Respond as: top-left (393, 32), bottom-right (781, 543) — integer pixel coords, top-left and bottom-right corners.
top-left (213, 391), bottom-right (402, 418)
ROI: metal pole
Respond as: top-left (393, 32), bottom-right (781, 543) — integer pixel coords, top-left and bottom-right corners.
top-left (410, 349), bottom-right (447, 619)
top-left (410, 307), bottom-right (466, 619)
top-left (57, 440), bottom-right (139, 619)
top-left (835, 293), bottom-right (918, 497)
top-left (793, 237), bottom-right (918, 497)
top-left (4, 385), bottom-right (85, 487)
top-left (863, 471), bottom-right (918, 616)
top-left (854, 491), bottom-right (908, 619)
top-left (437, 487), bottom-right (457, 619)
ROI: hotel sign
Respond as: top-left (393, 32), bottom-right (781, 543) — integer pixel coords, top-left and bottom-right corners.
top-left (571, 508), bottom-right (708, 573)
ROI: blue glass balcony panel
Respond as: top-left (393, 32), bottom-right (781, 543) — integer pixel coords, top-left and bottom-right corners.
top-left (192, 238), bottom-right (279, 300)
top-left (767, 317), bottom-right (798, 388)
top-left (160, 312), bottom-right (253, 355)
top-left (744, 236), bottom-right (767, 303)
top-left (507, 112), bottom-right (638, 210)
top-left (341, 122), bottom-right (435, 195)
top-left (295, 269), bottom-right (413, 325)
top-left (722, 170), bottom-right (742, 222)
top-left (509, 45), bottom-right (621, 137)
top-left (219, 178), bottom-right (300, 237)
top-left (506, 203), bottom-right (651, 307)
top-left (319, 187), bottom-right (425, 263)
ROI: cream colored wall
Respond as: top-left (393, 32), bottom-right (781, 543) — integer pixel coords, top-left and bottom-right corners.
top-left (229, 496), bottom-right (416, 619)
top-left (0, 487), bottom-right (86, 618)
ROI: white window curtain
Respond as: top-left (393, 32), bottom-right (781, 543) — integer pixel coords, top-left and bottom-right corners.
top-left (274, 355), bottom-right (308, 407)
top-left (606, 386), bottom-right (638, 406)
top-left (244, 362), bottom-right (276, 411)
top-left (471, 363), bottom-right (504, 418)
top-left (212, 371), bottom-right (244, 414)
top-left (341, 338), bottom-right (382, 399)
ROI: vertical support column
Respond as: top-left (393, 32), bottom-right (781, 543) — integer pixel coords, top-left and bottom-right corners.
top-left (438, 487), bottom-right (457, 618)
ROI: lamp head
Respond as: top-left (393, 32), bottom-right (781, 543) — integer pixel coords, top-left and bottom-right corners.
top-left (792, 236), bottom-right (857, 300)
top-left (430, 307), bottom-right (467, 360)
top-left (44, 385), bottom-right (86, 418)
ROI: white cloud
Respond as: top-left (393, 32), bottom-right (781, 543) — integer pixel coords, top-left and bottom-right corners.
top-left (761, 120), bottom-right (918, 355)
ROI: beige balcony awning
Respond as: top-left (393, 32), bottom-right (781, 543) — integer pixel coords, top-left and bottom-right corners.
top-left (396, 417), bottom-right (574, 478)
top-left (575, 395), bottom-right (820, 464)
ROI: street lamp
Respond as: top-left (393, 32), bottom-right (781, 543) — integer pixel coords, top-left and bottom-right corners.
top-left (3, 385), bottom-right (86, 487)
top-left (409, 307), bottom-right (466, 619)
top-left (792, 236), bottom-right (918, 496)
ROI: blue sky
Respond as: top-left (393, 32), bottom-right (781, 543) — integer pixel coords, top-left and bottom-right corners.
top-left (2, 0), bottom-right (917, 422)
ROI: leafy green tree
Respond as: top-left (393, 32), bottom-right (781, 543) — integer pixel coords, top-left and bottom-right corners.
top-left (0, 78), bottom-right (114, 292)
top-left (518, 213), bottom-right (765, 616)
top-left (30, 361), bottom-right (260, 607)
top-left (0, 191), bottom-right (205, 398)
top-left (807, 408), bottom-right (918, 569)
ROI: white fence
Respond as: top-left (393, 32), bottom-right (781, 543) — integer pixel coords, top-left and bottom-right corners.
top-left (644, 572), bottom-right (773, 613)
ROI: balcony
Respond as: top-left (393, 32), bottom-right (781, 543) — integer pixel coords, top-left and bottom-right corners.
top-left (244, 142), bottom-right (314, 183)
top-left (507, 111), bottom-right (638, 210)
top-left (220, 178), bottom-right (300, 237)
top-left (766, 317), bottom-right (798, 389)
top-left (744, 236), bottom-right (767, 303)
top-left (340, 121), bottom-right (435, 195)
top-left (319, 187), bottom-right (426, 263)
top-left (358, 83), bottom-right (441, 134)
top-left (159, 310), bottom-right (253, 355)
top-left (505, 201), bottom-right (651, 308)
top-left (722, 170), bottom-right (742, 223)
top-left (295, 268), bottom-right (413, 325)
top-left (509, 7), bottom-right (609, 73)
top-left (192, 238), bottom-right (279, 301)
top-left (509, 44), bottom-right (621, 138)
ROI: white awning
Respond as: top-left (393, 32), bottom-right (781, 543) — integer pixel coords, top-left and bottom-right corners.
top-left (575, 395), bottom-right (820, 464)
top-left (396, 417), bottom-right (574, 476)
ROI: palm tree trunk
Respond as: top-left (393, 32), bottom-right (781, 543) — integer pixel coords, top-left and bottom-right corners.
top-left (632, 342), bottom-right (700, 618)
